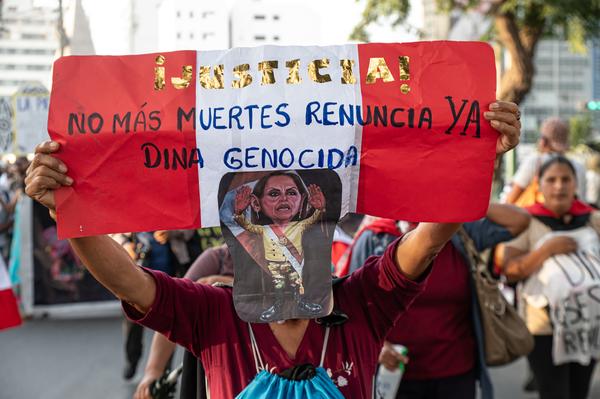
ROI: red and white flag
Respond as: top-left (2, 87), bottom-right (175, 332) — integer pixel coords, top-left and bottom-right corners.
top-left (47, 41), bottom-right (497, 238)
top-left (0, 259), bottom-right (22, 331)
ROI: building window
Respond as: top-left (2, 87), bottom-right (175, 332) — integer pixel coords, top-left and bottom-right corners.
top-left (273, 36), bottom-right (280, 41)
top-left (273, 15), bottom-right (280, 20)
top-left (21, 33), bottom-right (46, 40)
top-left (177, 32), bottom-right (181, 39)
top-left (254, 35), bottom-right (266, 41)
top-left (177, 11), bottom-right (181, 18)
top-left (190, 11), bottom-right (194, 18)
top-left (254, 15), bottom-right (266, 20)
top-left (190, 32), bottom-right (194, 39)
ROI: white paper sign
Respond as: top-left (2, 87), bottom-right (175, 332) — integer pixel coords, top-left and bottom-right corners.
top-left (14, 95), bottom-right (50, 154)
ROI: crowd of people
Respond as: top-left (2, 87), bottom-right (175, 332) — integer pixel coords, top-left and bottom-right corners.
top-left (0, 156), bottom-right (28, 266)
top-left (18, 103), bottom-right (600, 399)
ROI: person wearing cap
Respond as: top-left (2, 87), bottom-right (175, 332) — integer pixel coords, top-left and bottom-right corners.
top-left (505, 117), bottom-right (586, 205)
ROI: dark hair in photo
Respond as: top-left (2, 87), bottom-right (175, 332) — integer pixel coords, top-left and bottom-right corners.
top-left (538, 155), bottom-right (577, 181)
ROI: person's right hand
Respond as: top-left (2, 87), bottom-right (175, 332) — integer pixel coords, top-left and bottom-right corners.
top-left (234, 185), bottom-right (252, 215)
top-left (378, 342), bottom-right (409, 372)
top-left (133, 369), bottom-right (162, 399)
top-left (24, 141), bottom-right (72, 217)
top-left (543, 236), bottom-right (578, 257)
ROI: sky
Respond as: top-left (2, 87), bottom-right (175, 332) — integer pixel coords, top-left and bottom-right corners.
top-left (76, 0), bottom-right (424, 54)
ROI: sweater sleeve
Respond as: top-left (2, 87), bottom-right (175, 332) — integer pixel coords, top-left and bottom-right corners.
top-left (122, 268), bottom-right (233, 357)
top-left (335, 238), bottom-right (430, 343)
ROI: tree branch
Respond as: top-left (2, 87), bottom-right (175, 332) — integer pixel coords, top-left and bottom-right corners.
top-left (494, 12), bottom-right (537, 103)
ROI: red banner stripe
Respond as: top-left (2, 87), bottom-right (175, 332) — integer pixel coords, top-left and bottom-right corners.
top-left (50, 51), bottom-right (200, 237)
top-left (356, 42), bottom-right (497, 222)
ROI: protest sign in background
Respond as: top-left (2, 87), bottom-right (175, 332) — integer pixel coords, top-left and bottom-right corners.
top-left (0, 97), bottom-right (13, 154)
top-left (14, 87), bottom-right (50, 154)
top-left (48, 42), bottom-right (497, 239)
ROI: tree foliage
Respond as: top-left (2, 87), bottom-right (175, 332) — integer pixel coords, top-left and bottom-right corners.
top-left (352, 0), bottom-right (600, 103)
top-left (570, 112), bottom-right (593, 147)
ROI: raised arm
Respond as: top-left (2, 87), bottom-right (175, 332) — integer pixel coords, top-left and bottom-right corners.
top-left (486, 203), bottom-right (530, 236)
top-left (25, 141), bottom-right (156, 313)
top-left (394, 222), bottom-right (461, 279)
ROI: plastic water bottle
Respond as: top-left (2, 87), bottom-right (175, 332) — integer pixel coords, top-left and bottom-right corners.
top-left (375, 345), bottom-right (408, 399)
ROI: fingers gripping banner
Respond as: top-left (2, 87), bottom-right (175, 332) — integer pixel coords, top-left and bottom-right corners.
top-left (48, 42), bottom-right (497, 239)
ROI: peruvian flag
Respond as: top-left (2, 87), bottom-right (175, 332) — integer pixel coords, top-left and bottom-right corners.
top-left (48, 42), bottom-right (497, 238)
top-left (0, 259), bottom-right (22, 331)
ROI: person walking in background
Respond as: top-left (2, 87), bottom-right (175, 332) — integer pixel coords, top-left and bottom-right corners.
top-left (505, 117), bottom-right (586, 206)
top-left (503, 156), bottom-right (600, 399)
top-left (152, 228), bottom-right (224, 277)
top-left (348, 204), bottom-right (530, 399)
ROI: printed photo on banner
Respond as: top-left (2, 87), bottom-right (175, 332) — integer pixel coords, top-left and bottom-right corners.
top-left (218, 169), bottom-right (341, 322)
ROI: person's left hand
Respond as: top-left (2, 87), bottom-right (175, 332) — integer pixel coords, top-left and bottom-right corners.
top-left (378, 342), bottom-right (409, 372)
top-left (307, 184), bottom-right (325, 211)
top-left (484, 101), bottom-right (521, 155)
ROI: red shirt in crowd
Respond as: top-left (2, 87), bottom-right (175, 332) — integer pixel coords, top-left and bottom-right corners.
top-left (386, 242), bottom-right (476, 380)
top-left (124, 239), bottom-right (427, 398)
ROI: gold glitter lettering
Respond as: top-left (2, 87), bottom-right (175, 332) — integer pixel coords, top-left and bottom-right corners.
top-left (366, 57), bottom-right (394, 84)
top-left (340, 59), bottom-right (356, 84)
top-left (285, 59), bottom-right (301, 84)
top-left (399, 56), bottom-right (410, 94)
top-left (308, 59), bottom-right (332, 83)
top-left (198, 65), bottom-right (225, 89)
top-left (170, 65), bottom-right (193, 89)
top-left (232, 64), bottom-right (253, 88)
top-left (154, 55), bottom-right (165, 91)
top-left (258, 60), bottom-right (278, 85)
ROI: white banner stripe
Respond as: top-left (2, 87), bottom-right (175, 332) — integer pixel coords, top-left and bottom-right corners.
top-left (195, 44), bottom-right (363, 226)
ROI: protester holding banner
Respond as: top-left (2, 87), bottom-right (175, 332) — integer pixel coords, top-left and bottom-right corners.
top-left (348, 204), bottom-right (529, 399)
top-left (24, 97), bottom-right (520, 398)
top-left (504, 156), bottom-right (600, 399)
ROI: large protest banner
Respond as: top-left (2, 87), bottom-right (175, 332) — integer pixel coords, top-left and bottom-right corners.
top-left (48, 42), bottom-right (497, 239)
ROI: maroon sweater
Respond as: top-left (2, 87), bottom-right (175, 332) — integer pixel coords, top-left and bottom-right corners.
top-left (124, 239), bottom-right (427, 398)
top-left (386, 242), bottom-right (476, 380)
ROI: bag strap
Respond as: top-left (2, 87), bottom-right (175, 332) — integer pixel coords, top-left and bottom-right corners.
top-left (319, 327), bottom-right (331, 368)
top-left (247, 324), bottom-right (265, 373)
top-left (457, 227), bottom-right (499, 280)
top-left (247, 323), bottom-right (331, 372)
top-left (456, 227), bottom-right (484, 273)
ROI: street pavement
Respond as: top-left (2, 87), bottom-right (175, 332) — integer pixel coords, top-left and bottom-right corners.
top-left (1, 316), bottom-right (600, 399)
